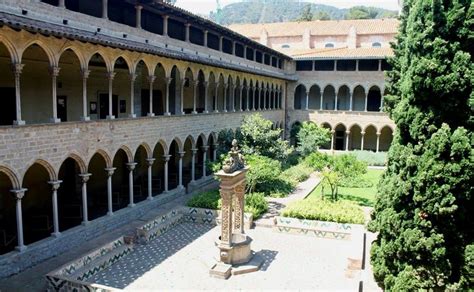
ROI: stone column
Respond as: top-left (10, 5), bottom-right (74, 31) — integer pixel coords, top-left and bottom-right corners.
top-left (243, 45), bottom-right (247, 59)
top-left (81, 69), bottom-right (91, 121)
top-left (345, 131), bottom-right (350, 151)
top-left (230, 86), bottom-right (235, 112)
top-left (204, 30), bottom-right (208, 47)
top-left (192, 80), bottom-right (199, 114)
top-left (163, 15), bottom-right (169, 36)
top-left (179, 78), bottom-right (186, 115)
top-left (178, 152), bottom-right (185, 189)
top-left (245, 86), bottom-right (250, 111)
top-left (263, 88), bottom-right (267, 110)
top-left (11, 189), bottom-right (27, 251)
top-left (214, 83), bottom-right (219, 113)
top-left (257, 87), bottom-right (261, 110)
top-left (213, 144), bottom-right (218, 161)
top-left (12, 63), bottom-right (25, 125)
top-left (126, 162), bottom-right (137, 207)
top-left (349, 92), bottom-right (353, 111)
top-left (78, 173), bottom-right (91, 225)
top-left (59, 0), bottom-right (65, 8)
top-left (48, 180), bottom-right (62, 237)
top-left (361, 131), bottom-right (365, 150)
top-left (135, 5), bottom-right (143, 28)
top-left (330, 130), bottom-right (335, 150)
top-left (334, 92), bottom-right (338, 111)
top-left (232, 41), bottom-right (236, 55)
top-left (185, 23), bottom-right (190, 42)
top-left (223, 83), bottom-right (228, 113)
top-left (239, 85), bottom-right (244, 111)
top-left (201, 146), bottom-right (209, 177)
top-left (102, 0), bottom-right (108, 19)
top-left (364, 92), bottom-right (368, 112)
top-left (219, 36), bottom-right (223, 52)
top-left (305, 90), bottom-right (309, 110)
top-left (129, 73), bottom-right (137, 118)
top-left (219, 189), bottom-right (233, 246)
top-left (107, 72), bottom-right (116, 119)
top-left (148, 75), bottom-right (156, 117)
top-left (319, 90), bottom-right (323, 110)
top-left (376, 132), bottom-right (381, 152)
top-left (380, 94), bottom-right (384, 112)
top-left (163, 155), bottom-right (171, 192)
top-left (50, 66), bottom-right (61, 123)
top-left (105, 167), bottom-right (116, 215)
top-left (191, 148), bottom-right (197, 182)
top-left (203, 81), bottom-right (209, 114)
top-left (146, 158), bottom-right (155, 200)
top-left (164, 77), bottom-right (172, 115)
top-left (233, 182), bottom-right (246, 234)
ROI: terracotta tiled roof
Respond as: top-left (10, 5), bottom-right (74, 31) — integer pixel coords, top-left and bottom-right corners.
top-left (280, 47), bottom-right (394, 59)
top-left (228, 18), bottom-right (399, 38)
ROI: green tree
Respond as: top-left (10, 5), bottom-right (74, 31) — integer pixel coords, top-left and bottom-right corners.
top-left (345, 6), bottom-right (378, 19)
top-left (295, 4), bottom-right (313, 21)
top-left (240, 114), bottom-right (292, 161)
top-left (314, 11), bottom-right (331, 20)
top-left (369, 0), bottom-right (474, 290)
top-left (296, 122), bottom-right (331, 156)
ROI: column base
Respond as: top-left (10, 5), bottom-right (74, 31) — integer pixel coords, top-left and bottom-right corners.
top-left (128, 203), bottom-right (135, 208)
top-left (15, 245), bottom-right (27, 252)
top-left (81, 116), bottom-right (91, 121)
top-left (51, 232), bottom-right (61, 238)
top-left (192, 111), bottom-right (198, 114)
top-left (81, 221), bottom-right (89, 226)
top-left (164, 112), bottom-right (171, 116)
top-left (178, 185), bottom-right (185, 190)
top-left (106, 115), bottom-right (116, 120)
top-left (214, 110), bottom-right (219, 113)
top-left (13, 120), bottom-right (25, 125)
top-left (181, 112), bottom-right (186, 115)
top-left (147, 113), bottom-right (155, 117)
top-left (147, 196), bottom-right (153, 201)
top-left (51, 118), bottom-right (61, 123)
top-left (204, 110), bottom-right (209, 114)
top-left (107, 211), bottom-right (114, 216)
top-left (223, 110), bottom-right (228, 113)
top-left (129, 114), bottom-right (137, 118)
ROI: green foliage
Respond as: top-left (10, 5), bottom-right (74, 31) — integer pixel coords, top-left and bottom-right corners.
top-left (282, 198), bottom-right (365, 224)
top-left (295, 4), bottom-right (313, 21)
top-left (186, 190), bottom-right (221, 210)
top-left (370, 0), bottom-right (474, 289)
top-left (211, 1), bottom-right (397, 25)
top-left (245, 154), bottom-right (282, 194)
top-left (320, 168), bottom-right (341, 201)
top-left (350, 150), bottom-right (387, 166)
top-left (304, 151), bottom-right (333, 171)
top-left (186, 190), bottom-right (268, 219)
top-left (217, 128), bottom-right (243, 157)
top-left (244, 192), bottom-right (269, 219)
top-left (240, 114), bottom-right (292, 161)
top-left (280, 163), bottom-right (313, 183)
top-left (333, 154), bottom-right (368, 186)
top-left (314, 11), bottom-right (331, 20)
top-left (296, 122), bottom-right (331, 156)
top-left (344, 6), bottom-right (379, 19)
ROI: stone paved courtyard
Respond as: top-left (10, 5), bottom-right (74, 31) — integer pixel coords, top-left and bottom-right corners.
top-left (87, 222), bottom-right (366, 290)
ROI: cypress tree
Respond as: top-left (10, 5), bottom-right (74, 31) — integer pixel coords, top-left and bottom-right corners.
top-left (369, 0), bottom-right (474, 289)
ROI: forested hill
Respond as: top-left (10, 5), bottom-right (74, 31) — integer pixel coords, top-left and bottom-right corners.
top-left (209, 0), bottom-right (398, 25)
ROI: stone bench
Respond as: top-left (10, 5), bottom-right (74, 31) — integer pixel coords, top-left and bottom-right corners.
top-left (136, 209), bottom-right (183, 243)
top-left (182, 207), bottom-right (254, 229)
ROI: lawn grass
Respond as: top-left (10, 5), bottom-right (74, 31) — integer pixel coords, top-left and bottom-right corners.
top-left (309, 169), bottom-right (384, 207)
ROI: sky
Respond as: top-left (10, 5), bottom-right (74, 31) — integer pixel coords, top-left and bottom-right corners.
top-left (174, 0), bottom-right (400, 16)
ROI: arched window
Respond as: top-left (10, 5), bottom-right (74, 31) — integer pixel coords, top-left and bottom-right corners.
top-left (372, 42), bottom-right (382, 48)
top-left (281, 44), bottom-right (290, 48)
top-left (325, 43), bottom-right (335, 48)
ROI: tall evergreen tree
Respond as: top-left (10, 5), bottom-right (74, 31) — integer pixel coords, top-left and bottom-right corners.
top-left (369, 0), bottom-right (473, 290)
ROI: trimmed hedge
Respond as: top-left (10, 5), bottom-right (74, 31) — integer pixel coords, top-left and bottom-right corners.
top-left (282, 198), bottom-right (365, 224)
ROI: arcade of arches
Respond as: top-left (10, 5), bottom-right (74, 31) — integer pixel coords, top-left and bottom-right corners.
top-left (0, 135), bottom-right (217, 255)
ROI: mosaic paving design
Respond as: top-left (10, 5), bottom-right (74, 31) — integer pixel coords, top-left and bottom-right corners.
top-left (86, 223), bottom-right (213, 289)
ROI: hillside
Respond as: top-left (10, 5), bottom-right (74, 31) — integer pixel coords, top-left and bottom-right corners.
top-left (209, 0), bottom-right (398, 25)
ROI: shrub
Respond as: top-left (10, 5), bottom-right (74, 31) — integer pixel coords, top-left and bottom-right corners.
top-left (282, 198), bottom-right (365, 224)
top-left (304, 152), bottom-right (333, 171)
top-left (244, 192), bottom-right (268, 219)
top-left (246, 154), bottom-right (282, 194)
top-left (280, 163), bottom-right (313, 183)
top-left (186, 190), bottom-right (220, 209)
top-left (351, 150), bottom-right (387, 166)
top-left (296, 122), bottom-right (331, 156)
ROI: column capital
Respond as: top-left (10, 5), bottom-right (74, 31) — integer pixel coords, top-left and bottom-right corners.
top-left (191, 148), bottom-right (198, 154)
top-left (361, 131), bottom-right (366, 135)
top-left (107, 71), bottom-right (116, 81)
top-left (201, 145), bottom-right (209, 151)
top-left (11, 63), bottom-right (24, 76)
top-left (146, 158), bottom-right (156, 166)
top-left (48, 180), bottom-right (63, 190)
top-left (178, 151), bottom-right (186, 158)
top-left (10, 189), bottom-right (27, 200)
top-left (162, 14), bottom-right (169, 20)
top-left (376, 132), bottom-right (381, 136)
top-left (185, 22), bottom-right (191, 27)
top-left (49, 66), bottom-right (61, 77)
top-left (148, 75), bottom-right (156, 83)
top-left (163, 154), bottom-right (171, 162)
top-left (180, 78), bottom-right (187, 86)
top-left (345, 130), bottom-right (351, 134)
top-left (126, 162), bottom-right (138, 171)
top-left (81, 69), bottom-right (91, 79)
top-left (104, 167), bottom-right (116, 176)
top-left (203, 80), bottom-right (209, 87)
top-left (79, 173), bottom-right (92, 183)
top-left (331, 130), bottom-right (336, 134)
top-left (165, 77), bottom-right (173, 85)
top-left (135, 4), bottom-right (143, 10)
top-left (193, 80), bottom-right (200, 86)
top-left (223, 83), bottom-right (229, 89)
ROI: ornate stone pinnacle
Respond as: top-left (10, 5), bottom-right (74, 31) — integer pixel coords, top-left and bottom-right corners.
top-left (222, 139), bottom-right (246, 173)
